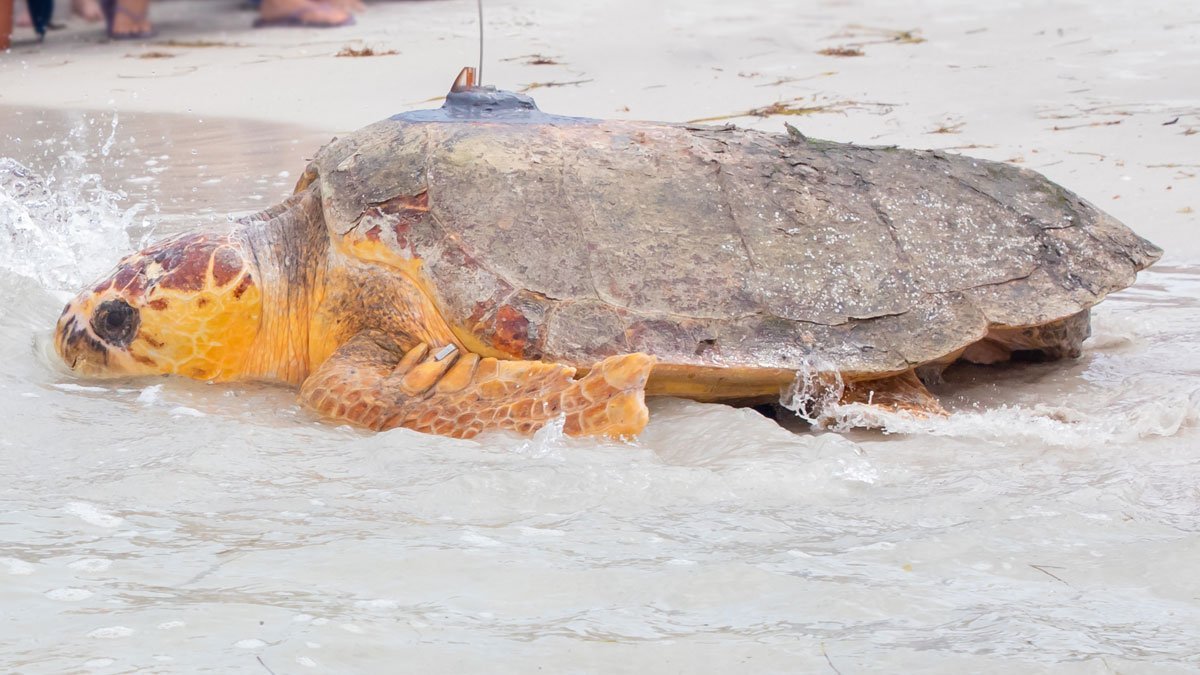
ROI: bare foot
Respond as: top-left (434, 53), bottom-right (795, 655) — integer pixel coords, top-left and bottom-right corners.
top-left (16, 5), bottom-right (33, 27)
top-left (108, 0), bottom-right (153, 38)
top-left (257, 0), bottom-right (353, 27)
top-left (327, 0), bottom-right (365, 13)
top-left (73, 0), bottom-right (104, 22)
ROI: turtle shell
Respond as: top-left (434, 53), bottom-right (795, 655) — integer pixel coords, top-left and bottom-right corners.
top-left (307, 88), bottom-right (1160, 378)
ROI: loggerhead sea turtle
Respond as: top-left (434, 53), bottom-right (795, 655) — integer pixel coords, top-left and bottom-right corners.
top-left (54, 69), bottom-right (1161, 439)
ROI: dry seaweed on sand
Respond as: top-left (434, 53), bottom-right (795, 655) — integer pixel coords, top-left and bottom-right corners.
top-left (927, 121), bottom-right (965, 134)
top-left (823, 25), bottom-right (926, 48)
top-left (687, 99), bottom-right (828, 123)
top-left (154, 39), bottom-right (246, 48)
top-left (501, 53), bottom-right (563, 66)
top-left (888, 29), bottom-right (925, 44)
top-left (335, 46), bottom-right (398, 58)
top-left (519, 79), bottom-right (593, 92)
top-left (127, 51), bottom-right (176, 59)
top-left (1051, 119), bottom-right (1123, 131)
top-left (686, 97), bottom-right (895, 124)
top-left (818, 46), bottom-right (864, 57)
top-left (1037, 102), bottom-right (1199, 133)
top-left (846, 25), bottom-right (927, 44)
top-left (1066, 150), bottom-right (1108, 160)
top-left (814, 27), bottom-right (921, 59)
top-left (755, 72), bottom-right (837, 87)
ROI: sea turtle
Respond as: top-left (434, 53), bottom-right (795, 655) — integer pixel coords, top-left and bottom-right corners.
top-left (54, 68), bottom-right (1161, 439)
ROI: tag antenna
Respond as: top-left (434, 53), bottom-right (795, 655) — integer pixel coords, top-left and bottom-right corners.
top-left (476, 0), bottom-right (485, 86)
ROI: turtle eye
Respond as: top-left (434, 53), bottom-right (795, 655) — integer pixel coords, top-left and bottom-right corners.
top-left (91, 299), bottom-right (140, 347)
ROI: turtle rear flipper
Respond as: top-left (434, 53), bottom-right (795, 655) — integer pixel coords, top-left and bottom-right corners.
top-left (962, 310), bottom-right (1091, 365)
top-left (841, 371), bottom-right (947, 418)
top-left (299, 331), bottom-right (653, 439)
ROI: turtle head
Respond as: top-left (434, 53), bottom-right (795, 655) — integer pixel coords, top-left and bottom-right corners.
top-left (55, 233), bottom-right (264, 381)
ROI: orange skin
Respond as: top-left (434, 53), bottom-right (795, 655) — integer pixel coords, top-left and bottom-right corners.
top-left (56, 233), bottom-right (264, 382)
top-left (54, 223), bottom-right (653, 440)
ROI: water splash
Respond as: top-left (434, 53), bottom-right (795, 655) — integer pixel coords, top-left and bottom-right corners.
top-left (512, 415), bottom-right (569, 458)
top-left (783, 378), bottom-right (1200, 449)
top-left (0, 158), bottom-right (138, 292)
top-left (779, 358), bottom-right (844, 425)
top-left (99, 112), bottom-right (120, 158)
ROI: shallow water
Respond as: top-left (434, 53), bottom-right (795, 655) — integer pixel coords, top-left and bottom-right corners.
top-left (2, 108), bottom-right (1199, 674)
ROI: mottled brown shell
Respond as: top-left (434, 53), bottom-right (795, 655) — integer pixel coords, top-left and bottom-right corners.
top-left (308, 107), bottom-right (1160, 376)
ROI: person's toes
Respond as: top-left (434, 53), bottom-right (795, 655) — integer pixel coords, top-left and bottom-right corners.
top-left (111, 12), bottom-right (153, 36)
top-left (257, 1), bottom-right (352, 27)
top-left (73, 0), bottom-right (105, 22)
top-left (311, 5), bottom-right (352, 24)
top-left (332, 0), bottom-right (365, 14)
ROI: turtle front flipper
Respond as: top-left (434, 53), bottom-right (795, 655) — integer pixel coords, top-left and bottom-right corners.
top-left (299, 331), bottom-right (654, 439)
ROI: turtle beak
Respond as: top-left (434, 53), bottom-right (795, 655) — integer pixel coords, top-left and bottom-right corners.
top-left (55, 298), bottom-right (110, 374)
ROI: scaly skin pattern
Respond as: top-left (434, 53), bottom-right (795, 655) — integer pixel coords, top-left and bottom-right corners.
top-left (55, 191), bottom-right (655, 439)
top-left (299, 332), bottom-right (652, 438)
top-left (57, 232), bottom-right (262, 381)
